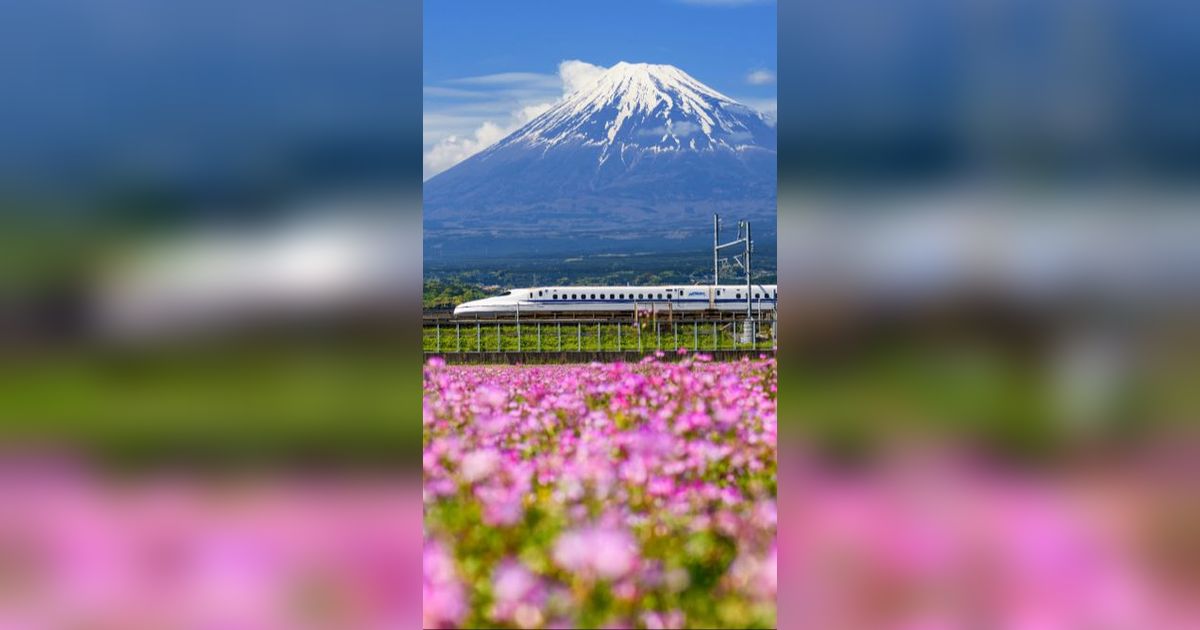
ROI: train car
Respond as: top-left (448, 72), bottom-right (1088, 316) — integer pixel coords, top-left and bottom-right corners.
top-left (453, 284), bottom-right (777, 316)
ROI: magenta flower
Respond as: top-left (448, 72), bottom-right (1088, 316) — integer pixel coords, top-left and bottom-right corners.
top-left (459, 449), bottom-right (500, 484)
top-left (552, 526), bottom-right (639, 580)
top-left (423, 540), bottom-right (466, 628)
top-left (490, 559), bottom-right (546, 625)
top-left (424, 355), bottom-right (778, 627)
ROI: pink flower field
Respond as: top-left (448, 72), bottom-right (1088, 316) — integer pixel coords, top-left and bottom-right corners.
top-left (423, 353), bottom-right (778, 629)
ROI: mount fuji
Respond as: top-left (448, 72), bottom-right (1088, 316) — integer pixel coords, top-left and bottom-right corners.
top-left (424, 62), bottom-right (776, 260)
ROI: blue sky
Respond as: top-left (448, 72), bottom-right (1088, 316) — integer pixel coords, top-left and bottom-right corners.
top-left (423, 0), bottom-right (776, 179)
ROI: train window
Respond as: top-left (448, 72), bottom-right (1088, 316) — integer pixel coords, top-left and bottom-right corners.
top-left (736, 293), bottom-right (741, 299)
top-left (637, 293), bottom-right (643, 299)
top-left (571, 294), bottom-right (577, 299)
top-left (590, 294), bottom-right (595, 299)
top-left (754, 293), bottom-right (759, 299)
top-left (609, 294), bottom-right (615, 299)
top-left (553, 295), bottom-right (559, 300)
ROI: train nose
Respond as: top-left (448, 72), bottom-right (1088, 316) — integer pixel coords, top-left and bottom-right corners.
top-left (454, 301), bottom-right (481, 315)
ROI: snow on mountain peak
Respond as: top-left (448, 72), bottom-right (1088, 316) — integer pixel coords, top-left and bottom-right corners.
top-left (488, 62), bottom-right (773, 156)
top-left (423, 62), bottom-right (777, 249)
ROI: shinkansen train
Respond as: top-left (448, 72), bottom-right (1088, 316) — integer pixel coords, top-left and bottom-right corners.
top-left (453, 285), bottom-right (777, 316)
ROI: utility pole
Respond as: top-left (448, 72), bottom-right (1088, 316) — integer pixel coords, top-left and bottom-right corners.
top-left (739, 218), bottom-right (748, 333)
top-left (713, 214), bottom-right (720, 286)
top-left (715, 215), bottom-right (754, 343)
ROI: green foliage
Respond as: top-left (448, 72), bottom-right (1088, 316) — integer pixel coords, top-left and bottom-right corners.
top-left (423, 279), bottom-right (489, 309)
top-left (0, 342), bottom-right (423, 470)
top-left (423, 321), bottom-right (776, 353)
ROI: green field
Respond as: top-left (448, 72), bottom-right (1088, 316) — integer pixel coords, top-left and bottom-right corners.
top-left (0, 342), bottom-right (423, 470)
top-left (6, 324), bottom-right (1192, 470)
top-left (422, 320), bottom-right (777, 353)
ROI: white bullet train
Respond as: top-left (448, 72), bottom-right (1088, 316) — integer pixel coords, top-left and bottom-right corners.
top-left (453, 284), bottom-right (778, 316)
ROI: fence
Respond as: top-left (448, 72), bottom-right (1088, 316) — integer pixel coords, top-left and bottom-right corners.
top-left (422, 316), bottom-right (777, 354)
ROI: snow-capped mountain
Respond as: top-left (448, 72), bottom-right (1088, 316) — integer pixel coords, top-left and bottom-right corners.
top-left (492, 62), bottom-right (775, 157)
top-left (424, 62), bottom-right (776, 258)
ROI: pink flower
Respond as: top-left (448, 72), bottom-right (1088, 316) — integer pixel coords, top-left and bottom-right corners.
top-left (424, 358), bottom-right (779, 626)
top-left (643, 610), bottom-right (686, 629)
top-left (423, 541), bottom-right (466, 628)
top-left (551, 530), bottom-right (591, 573)
top-left (590, 528), bottom-right (637, 579)
top-left (475, 485), bottom-right (524, 526)
top-left (760, 545), bottom-right (777, 595)
top-left (490, 559), bottom-right (546, 624)
top-left (620, 457), bottom-right (648, 485)
top-left (493, 560), bottom-right (538, 603)
top-left (647, 476), bottom-right (675, 497)
top-left (475, 385), bottom-right (508, 410)
top-left (459, 449), bottom-right (500, 483)
top-left (552, 526), bottom-right (639, 580)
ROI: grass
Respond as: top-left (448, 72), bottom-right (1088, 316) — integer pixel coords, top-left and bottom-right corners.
top-left (0, 341), bottom-right (423, 470)
top-left (8, 329), bottom-right (1188, 469)
top-left (423, 321), bottom-right (777, 353)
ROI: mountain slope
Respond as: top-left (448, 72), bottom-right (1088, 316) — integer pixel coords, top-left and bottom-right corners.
top-left (424, 62), bottom-right (776, 258)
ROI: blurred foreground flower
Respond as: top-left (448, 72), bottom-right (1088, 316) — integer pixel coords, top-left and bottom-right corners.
top-left (0, 465), bottom-right (421, 628)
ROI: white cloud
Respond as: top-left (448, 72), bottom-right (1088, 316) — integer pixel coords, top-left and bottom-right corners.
top-left (423, 60), bottom-right (610, 180)
top-left (737, 97), bottom-right (777, 117)
top-left (447, 72), bottom-right (561, 89)
top-left (746, 69), bottom-right (776, 85)
top-left (423, 103), bottom-right (552, 179)
top-left (422, 86), bottom-right (496, 99)
top-left (559, 60), bottom-right (606, 95)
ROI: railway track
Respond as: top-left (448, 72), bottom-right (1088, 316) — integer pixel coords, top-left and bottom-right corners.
top-left (422, 309), bottom-right (771, 324)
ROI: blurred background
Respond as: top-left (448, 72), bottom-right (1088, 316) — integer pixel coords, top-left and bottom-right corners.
top-left (0, 0), bottom-right (424, 626)
top-left (0, 0), bottom-right (423, 466)
top-left (0, 0), bottom-right (1198, 627)
top-left (777, 0), bottom-right (1199, 627)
